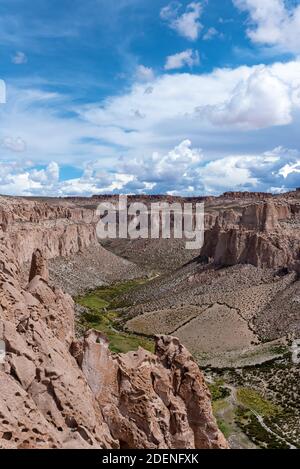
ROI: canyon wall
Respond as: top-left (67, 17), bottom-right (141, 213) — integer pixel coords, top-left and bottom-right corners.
top-left (1, 193), bottom-right (299, 273)
top-left (200, 199), bottom-right (300, 270)
top-left (0, 197), bottom-right (98, 266)
top-left (0, 196), bottom-right (227, 449)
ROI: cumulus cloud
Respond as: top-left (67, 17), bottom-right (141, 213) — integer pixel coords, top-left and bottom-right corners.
top-left (233, 0), bottom-right (300, 54)
top-left (164, 49), bottom-right (200, 70)
top-left (120, 139), bottom-right (203, 191)
top-left (63, 145), bottom-right (298, 195)
top-left (125, 142), bottom-right (300, 195)
top-left (12, 51), bottom-right (27, 64)
top-left (0, 161), bottom-right (59, 196)
top-left (80, 60), bottom-right (300, 140)
top-left (30, 161), bottom-right (59, 184)
top-left (1, 141), bottom-right (198, 196)
top-left (280, 162), bottom-right (300, 179)
top-left (198, 146), bottom-right (300, 194)
top-left (68, 142), bottom-right (300, 196)
top-left (160, 2), bottom-right (203, 41)
top-left (199, 65), bottom-right (295, 129)
top-left (1, 142), bottom-right (299, 196)
top-left (2, 60), bottom-right (300, 196)
top-left (123, 143), bottom-right (300, 194)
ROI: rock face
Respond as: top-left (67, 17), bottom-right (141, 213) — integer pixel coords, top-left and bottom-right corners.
top-left (200, 199), bottom-right (300, 270)
top-left (28, 249), bottom-right (49, 283)
top-left (0, 196), bottom-right (98, 267)
top-left (76, 333), bottom-right (228, 449)
top-left (0, 196), bottom-right (227, 449)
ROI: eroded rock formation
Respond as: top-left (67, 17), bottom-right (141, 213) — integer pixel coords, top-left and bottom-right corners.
top-left (201, 199), bottom-right (300, 270)
top-left (0, 196), bottom-right (227, 449)
top-left (0, 196), bottom-right (98, 266)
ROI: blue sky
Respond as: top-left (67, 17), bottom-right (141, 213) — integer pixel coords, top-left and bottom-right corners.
top-left (0, 0), bottom-right (300, 196)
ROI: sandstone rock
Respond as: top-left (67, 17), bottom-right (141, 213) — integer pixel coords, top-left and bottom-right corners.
top-left (10, 355), bottom-right (36, 390)
top-left (0, 197), bottom-right (228, 449)
top-left (80, 331), bottom-right (228, 449)
top-left (201, 200), bottom-right (299, 270)
top-left (81, 330), bottom-right (118, 398)
top-left (29, 249), bottom-right (49, 283)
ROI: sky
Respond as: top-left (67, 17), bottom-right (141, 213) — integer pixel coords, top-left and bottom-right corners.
top-left (0, 0), bottom-right (300, 196)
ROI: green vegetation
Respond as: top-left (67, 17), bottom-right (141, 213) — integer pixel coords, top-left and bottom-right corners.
top-left (212, 399), bottom-right (228, 414)
top-left (216, 419), bottom-right (231, 439)
top-left (76, 280), bottom-right (155, 354)
top-left (209, 381), bottom-right (234, 441)
top-left (269, 345), bottom-right (289, 355)
top-left (209, 380), bottom-right (231, 402)
top-left (234, 387), bottom-right (289, 449)
top-left (237, 387), bottom-right (282, 418)
top-left (235, 407), bottom-right (289, 449)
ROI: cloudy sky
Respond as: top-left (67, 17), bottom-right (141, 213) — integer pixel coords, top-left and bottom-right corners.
top-left (0, 0), bottom-right (300, 196)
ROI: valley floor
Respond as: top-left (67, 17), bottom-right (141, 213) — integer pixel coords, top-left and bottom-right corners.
top-left (74, 271), bottom-right (300, 450)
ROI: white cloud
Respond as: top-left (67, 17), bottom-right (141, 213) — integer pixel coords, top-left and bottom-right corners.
top-left (160, 2), bottom-right (203, 41)
top-left (1, 60), bottom-right (300, 196)
top-left (203, 27), bottom-right (219, 41)
top-left (80, 60), bottom-right (300, 141)
top-left (64, 143), bottom-right (300, 195)
top-left (200, 65), bottom-right (295, 129)
top-left (12, 51), bottom-right (27, 64)
top-left (164, 49), bottom-right (200, 70)
top-left (198, 155), bottom-right (258, 192)
top-left (126, 142), bottom-right (299, 194)
top-left (0, 161), bottom-right (59, 196)
top-left (279, 161), bottom-right (300, 178)
top-left (30, 161), bottom-right (59, 184)
top-left (1, 136), bottom-right (26, 152)
top-left (1, 142), bottom-right (299, 196)
top-left (122, 139), bottom-right (202, 178)
top-left (233, 0), bottom-right (300, 54)
top-left (0, 85), bottom-right (118, 168)
top-left (135, 65), bottom-right (155, 82)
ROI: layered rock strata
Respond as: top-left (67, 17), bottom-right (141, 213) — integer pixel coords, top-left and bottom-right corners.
top-left (200, 200), bottom-right (300, 270)
top-left (0, 199), bottom-right (227, 449)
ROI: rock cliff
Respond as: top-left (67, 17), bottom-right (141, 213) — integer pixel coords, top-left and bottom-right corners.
top-left (0, 196), bottom-right (227, 449)
top-left (200, 199), bottom-right (300, 270)
top-left (0, 197), bottom-right (98, 266)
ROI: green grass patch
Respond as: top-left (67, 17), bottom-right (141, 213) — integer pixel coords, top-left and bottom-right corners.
top-left (209, 381), bottom-right (231, 402)
top-left (212, 399), bottom-right (228, 414)
top-left (75, 279), bottom-right (155, 354)
top-left (216, 419), bottom-right (231, 439)
top-left (237, 387), bottom-right (282, 418)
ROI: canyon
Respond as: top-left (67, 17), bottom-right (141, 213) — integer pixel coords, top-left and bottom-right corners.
top-left (0, 195), bottom-right (227, 449)
top-left (0, 189), bottom-right (299, 449)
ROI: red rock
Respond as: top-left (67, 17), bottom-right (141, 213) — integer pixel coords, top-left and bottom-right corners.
top-left (201, 201), bottom-right (299, 270)
top-left (0, 197), bottom-right (228, 449)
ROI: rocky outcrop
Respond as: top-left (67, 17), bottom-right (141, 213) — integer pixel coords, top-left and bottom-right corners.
top-left (29, 249), bottom-right (49, 283)
top-left (201, 200), bottom-right (300, 270)
top-left (74, 332), bottom-right (228, 449)
top-left (0, 196), bottom-right (98, 267)
top-left (222, 191), bottom-right (273, 200)
top-left (0, 217), bottom-right (227, 449)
